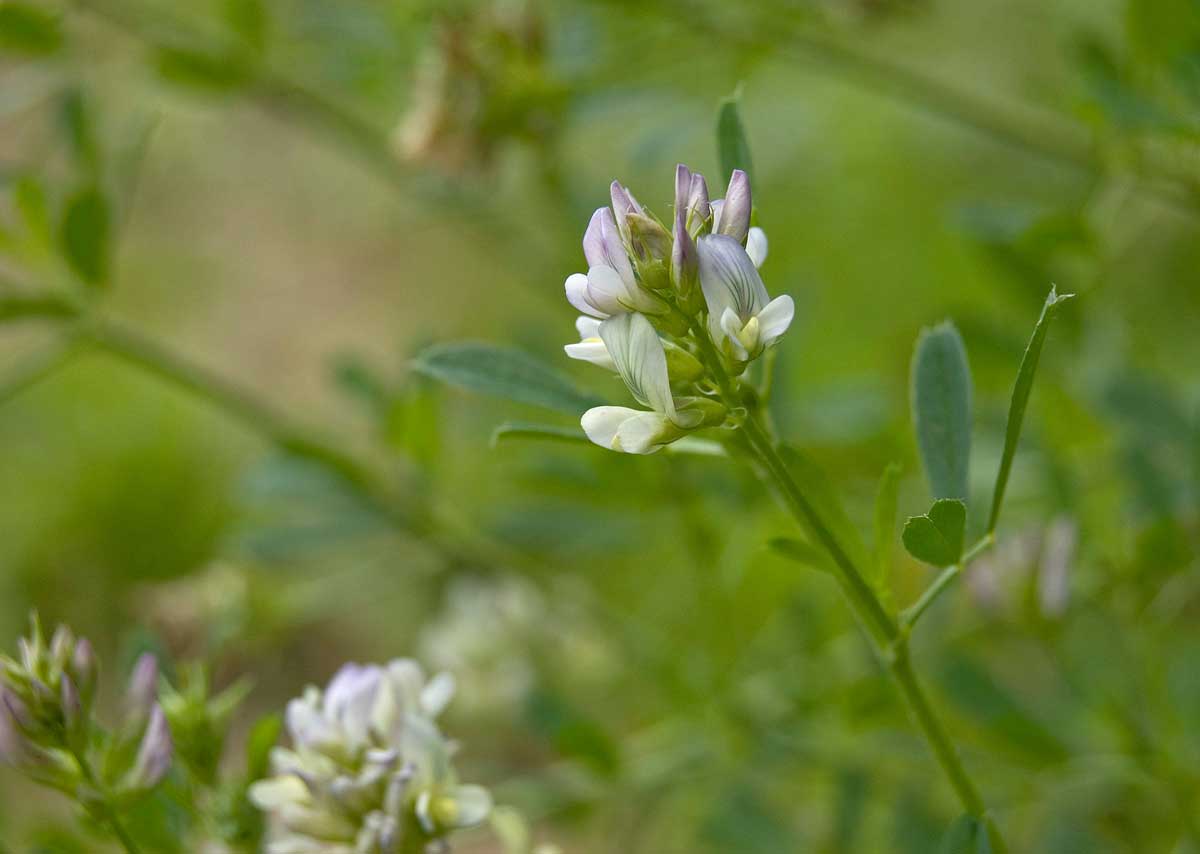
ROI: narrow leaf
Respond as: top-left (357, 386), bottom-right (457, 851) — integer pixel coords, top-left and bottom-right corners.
top-left (224, 0), bottom-right (268, 53)
top-left (245, 713), bottom-right (281, 779)
top-left (872, 462), bottom-right (902, 598)
top-left (940, 814), bottom-right (997, 854)
top-left (902, 498), bottom-right (966, 567)
top-left (987, 286), bottom-right (1074, 532)
top-left (716, 88), bottom-right (753, 184)
top-left (911, 321), bottom-right (973, 502)
top-left (60, 88), bottom-right (100, 177)
top-left (0, 3), bottom-right (62, 55)
top-left (412, 342), bottom-right (602, 415)
top-left (155, 47), bottom-right (250, 92)
top-left (59, 187), bottom-right (111, 286)
top-left (491, 421), bottom-right (589, 447)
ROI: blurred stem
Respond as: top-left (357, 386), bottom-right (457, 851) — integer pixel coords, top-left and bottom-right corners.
top-left (688, 324), bottom-right (999, 834)
top-left (0, 336), bottom-right (81, 406)
top-left (68, 746), bottom-right (143, 854)
top-left (899, 534), bottom-right (995, 632)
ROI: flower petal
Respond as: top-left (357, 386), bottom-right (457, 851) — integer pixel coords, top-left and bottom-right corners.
top-left (575, 316), bottom-right (602, 339)
top-left (446, 784), bottom-right (493, 828)
top-left (581, 406), bottom-right (641, 450)
top-left (717, 169), bottom-right (751, 243)
top-left (610, 180), bottom-right (643, 244)
top-left (599, 312), bottom-right (674, 418)
top-left (746, 227), bottom-right (768, 268)
top-left (564, 340), bottom-right (615, 370)
top-left (671, 208), bottom-right (696, 293)
top-left (583, 265), bottom-right (629, 316)
top-left (687, 172), bottom-right (711, 230)
top-left (697, 234), bottom-right (769, 323)
top-left (582, 207), bottom-right (635, 287)
top-left (615, 411), bottom-right (681, 454)
top-left (719, 307), bottom-right (750, 361)
top-left (565, 273), bottom-right (604, 318)
top-left (674, 164), bottom-right (692, 216)
top-left (757, 294), bottom-right (794, 345)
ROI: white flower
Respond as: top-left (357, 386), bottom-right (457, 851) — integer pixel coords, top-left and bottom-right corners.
top-left (710, 169), bottom-right (752, 244)
top-left (565, 207), bottom-right (664, 318)
top-left (250, 660), bottom-right (489, 854)
top-left (563, 316), bottom-right (614, 370)
top-left (697, 234), bottom-right (794, 361)
top-left (581, 313), bottom-right (721, 454)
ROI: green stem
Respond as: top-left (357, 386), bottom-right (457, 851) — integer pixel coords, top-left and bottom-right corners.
top-left (69, 747), bottom-right (143, 854)
top-left (900, 535), bottom-right (995, 631)
top-left (690, 327), bottom-right (999, 833)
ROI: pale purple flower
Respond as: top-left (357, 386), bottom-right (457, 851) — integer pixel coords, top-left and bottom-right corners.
top-left (697, 234), bottom-right (794, 360)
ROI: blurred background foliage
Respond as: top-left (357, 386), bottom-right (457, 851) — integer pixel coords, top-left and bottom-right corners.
top-left (1, 0), bottom-right (1199, 850)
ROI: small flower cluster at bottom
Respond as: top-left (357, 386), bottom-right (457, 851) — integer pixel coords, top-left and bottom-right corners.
top-left (250, 660), bottom-right (491, 854)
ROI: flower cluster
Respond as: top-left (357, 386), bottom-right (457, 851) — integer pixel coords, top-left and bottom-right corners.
top-left (564, 165), bottom-right (794, 453)
top-left (0, 617), bottom-right (173, 804)
top-left (250, 659), bottom-right (491, 854)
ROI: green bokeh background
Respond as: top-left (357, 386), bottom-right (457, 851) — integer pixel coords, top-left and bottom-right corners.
top-left (2, 0), bottom-right (1199, 850)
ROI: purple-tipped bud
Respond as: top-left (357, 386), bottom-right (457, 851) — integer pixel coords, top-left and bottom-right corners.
top-left (671, 209), bottom-right (698, 302)
top-left (716, 170), bottom-right (751, 243)
top-left (582, 207), bottom-right (634, 285)
top-left (0, 690), bottom-right (29, 765)
top-left (72, 638), bottom-right (97, 709)
top-left (127, 653), bottom-right (159, 723)
top-left (127, 704), bottom-right (172, 791)
top-left (675, 164), bottom-right (710, 236)
top-left (609, 180), bottom-right (643, 244)
top-left (674, 164), bottom-right (692, 217)
top-left (60, 675), bottom-right (86, 750)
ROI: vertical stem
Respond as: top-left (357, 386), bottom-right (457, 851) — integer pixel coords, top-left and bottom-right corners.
top-left (70, 747), bottom-right (144, 854)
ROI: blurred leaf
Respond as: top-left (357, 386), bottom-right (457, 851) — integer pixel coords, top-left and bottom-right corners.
top-left (1126, 0), bottom-right (1200, 63)
top-left (155, 47), bottom-right (251, 93)
top-left (768, 536), bottom-right (833, 574)
top-left (223, 0), bottom-right (268, 53)
top-left (0, 3), bottom-right (62, 55)
top-left (987, 286), bottom-right (1074, 532)
top-left (14, 174), bottom-right (50, 242)
top-left (331, 354), bottom-right (389, 417)
top-left (59, 186), bottom-right (111, 286)
top-left (491, 421), bottom-right (589, 446)
top-left (872, 462), bottom-right (901, 599)
top-left (411, 342), bottom-right (601, 414)
top-left (902, 498), bottom-right (965, 567)
top-left (703, 781), bottom-right (794, 853)
top-left (245, 713), bottom-right (281, 779)
top-left (911, 321), bottom-right (972, 502)
top-left (716, 87), bottom-right (753, 184)
top-left (60, 88), bottom-right (100, 178)
top-left (778, 445), bottom-right (872, 574)
top-left (940, 814), bottom-right (1002, 854)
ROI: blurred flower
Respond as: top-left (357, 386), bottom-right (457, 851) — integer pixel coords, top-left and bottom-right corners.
top-left (697, 234), bottom-right (794, 361)
top-left (581, 313), bottom-right (723, 454)
top-left (0, 615), bottom-right (173, 805)
top-left (250, 660), bottom-right (490, 854)
top-left (394, 0), bottom-right (565, 174)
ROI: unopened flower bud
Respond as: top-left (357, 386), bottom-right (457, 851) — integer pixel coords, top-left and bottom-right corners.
top-left (626, 213), bottom-right (672, 265)
top-left (609, 180), bottom-right (643, 245)
top-left (663, 342), bottom-right (704, 383)
top-left (60, 675), bottom-right (87, 751)
top-left (715, 169), bottom-right (751, 243)
top-left (676, 396), bottom-right (727, 428)
top-left (127, 653), bottom-right (159, 724)
top-left (71, 638), bottom-right (97, 710)
top-left (49, 626), bottom-right (74, 672)
top-left (126, 704), bottom-right (172, 791)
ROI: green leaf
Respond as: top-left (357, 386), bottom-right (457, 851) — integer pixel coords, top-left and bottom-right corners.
top-left (223, 0), bottom-right (268, 53)
top-left (939, 814), bottom-right (1003, 854)
top-left (0, 3), bottom-right (63, 55)
top-left (777, 445), bottom-right (872, 575)
top-left (871, 462), bottom-right (902, 599)
top-left (716, 87), bottom-right (753, 184)
top-left (60, 88), bottom-right (100, 177)
top-left (768, 536), bottom-right (832, 574)
top-left (491, 421), bottom-right (589, 447)
top-left (911, 321), bottom-right (973, 502)
top-left (411, 342), bottom-right (602, 415)
top-left (155, 47), bottom-right (251, 92)
top-left (902, 498), bottom-right (966, 567)
top-left (245, 713), bottom-right (281, 779)
top-left (987, 286), bottom-right (1074, 532)
top-left (59, 187), bottom-right (111, 286)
